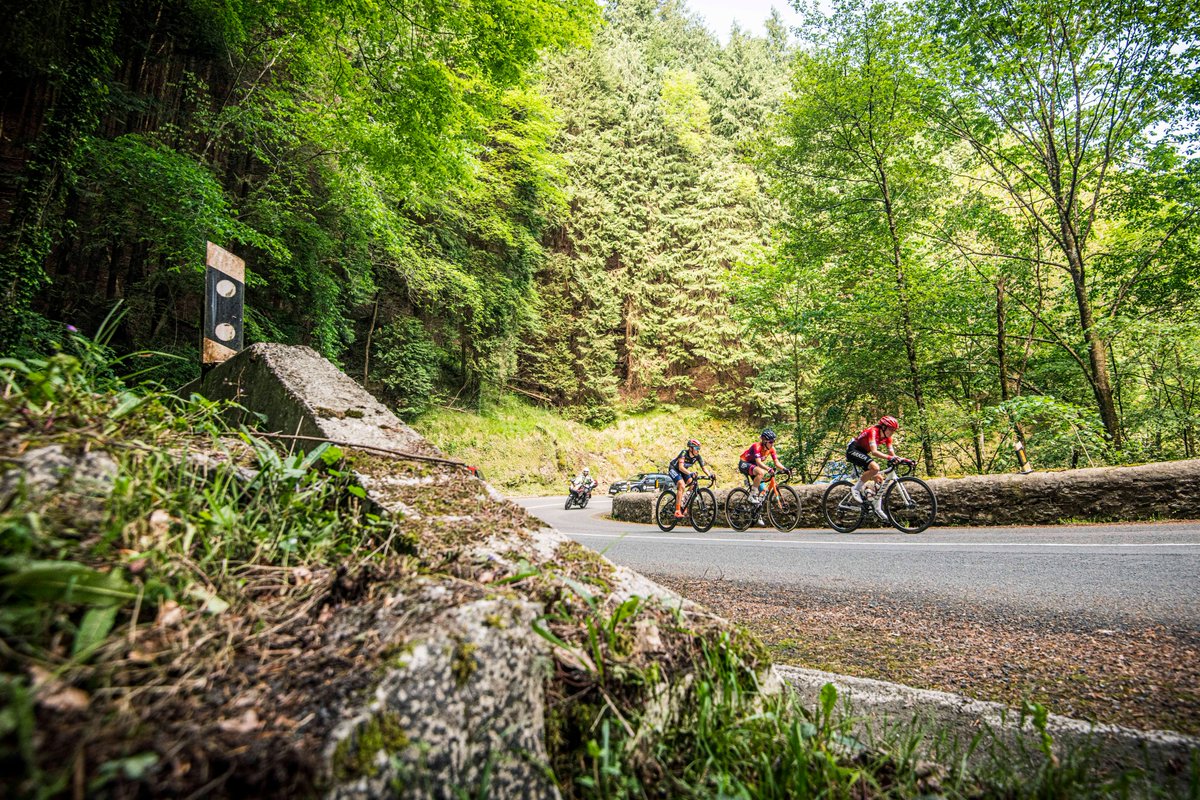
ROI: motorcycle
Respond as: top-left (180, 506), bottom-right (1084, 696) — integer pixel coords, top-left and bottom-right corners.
top-left (565, 482), bottom-right (594, 510)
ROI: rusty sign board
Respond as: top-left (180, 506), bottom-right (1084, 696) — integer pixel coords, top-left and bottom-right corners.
top-left (203, 241), bottom-right (245, 365)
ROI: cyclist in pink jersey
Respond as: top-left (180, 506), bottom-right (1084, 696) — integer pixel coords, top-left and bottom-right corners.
top-left (846, 415), bottom-right (911, 503)
top-left (738, 428), bottom-right (790, 498)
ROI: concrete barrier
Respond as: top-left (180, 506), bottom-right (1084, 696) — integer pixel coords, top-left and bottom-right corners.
top-left (612, 460), bottom-right (1200, 528)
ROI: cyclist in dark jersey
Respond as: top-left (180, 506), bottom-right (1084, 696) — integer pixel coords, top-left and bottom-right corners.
top-left (846, 415), bottom-right (911, 505)
top-left (669, 438), bottom-right (714, 518)
top-left (739, 428), bottom-right (790, 498)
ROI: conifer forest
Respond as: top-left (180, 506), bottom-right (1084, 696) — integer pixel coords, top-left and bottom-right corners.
top-left (3, 0), bottom-right (1199, 478)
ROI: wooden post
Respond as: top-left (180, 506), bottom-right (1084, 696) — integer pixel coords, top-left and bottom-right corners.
top-left (203, 242), bottom-right (245, 370)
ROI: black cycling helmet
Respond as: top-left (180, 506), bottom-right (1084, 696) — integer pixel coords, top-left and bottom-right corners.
top-left (761, 428), bottom-right (776, 442)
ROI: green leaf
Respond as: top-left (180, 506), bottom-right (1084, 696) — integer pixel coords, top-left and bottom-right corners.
top-left (0, 560), bottom-right (136, 607)
top-left (820, 681), bottom-right (838, 718)
top-left (186, 584), bottom-right (229, 615)
top-left (108, 391), bottom-right (151, 420)
top-left (73, 605), bottom-right (119, 658)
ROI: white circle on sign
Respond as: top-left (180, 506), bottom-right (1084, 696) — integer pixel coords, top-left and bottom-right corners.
top-left (215, 323), bottom-right (237, 342)
top-left (216, 279), bottom-right (237, 298)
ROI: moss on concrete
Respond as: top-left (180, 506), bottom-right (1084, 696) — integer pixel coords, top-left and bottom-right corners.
top-left (332, 712), bottom-right (410, 782)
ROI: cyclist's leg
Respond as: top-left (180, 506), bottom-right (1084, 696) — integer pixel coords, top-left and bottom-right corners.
top-left (669, 466), bottom-right (687, 516)
top-left (738, 460), bottom-right (754, 488)
top-left (846, 445), bottom-right (874, 500)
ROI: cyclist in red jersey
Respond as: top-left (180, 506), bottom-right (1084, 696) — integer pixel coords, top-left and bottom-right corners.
top-left (846, 415), bottom-right (910, 504)
top-left (738, 428), bottom-right (790, 498)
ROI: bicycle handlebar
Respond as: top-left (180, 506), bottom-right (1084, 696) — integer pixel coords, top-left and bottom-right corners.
top-left (769, 468), bottom-right (793, 485)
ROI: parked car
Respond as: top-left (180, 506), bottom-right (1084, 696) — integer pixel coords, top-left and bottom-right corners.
top-left (609, 477), bottom-right (635, 494)
top-left (813, 460), bottom-right (851, 484)
top-left (609, 472), bottom-right (673, 494)
top-left (631, 472), bottom-right (672, 493)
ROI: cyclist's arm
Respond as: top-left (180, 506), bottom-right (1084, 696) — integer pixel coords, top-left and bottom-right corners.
top-left (862, 432), bottom-right (888, 461)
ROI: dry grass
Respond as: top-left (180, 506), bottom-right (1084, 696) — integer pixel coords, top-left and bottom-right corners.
top-left (651, 576), bottom-right (1200, 736)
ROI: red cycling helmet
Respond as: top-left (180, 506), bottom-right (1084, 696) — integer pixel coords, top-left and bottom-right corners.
top-left (687, 438), bottom-right (701, 449)
top-left (879, 415), bottom-right (899, 430)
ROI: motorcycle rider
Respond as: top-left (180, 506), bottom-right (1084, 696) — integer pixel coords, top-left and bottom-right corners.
top-left (570, 467), bottom-right (597, 502)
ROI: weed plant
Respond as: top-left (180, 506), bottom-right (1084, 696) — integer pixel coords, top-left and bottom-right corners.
top-left (0, 333), bottom-right (414, 794)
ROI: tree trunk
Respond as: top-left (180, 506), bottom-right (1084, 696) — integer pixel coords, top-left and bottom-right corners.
top-left (1065, 248), bottom-right (1121, 447)
top-left (996, 275), bottom-right (1029, 452)
top-left (879, 170), bottom-right (935, 473)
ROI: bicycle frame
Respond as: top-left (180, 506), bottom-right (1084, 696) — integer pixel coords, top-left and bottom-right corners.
top-left (743, 469), bottom-right (789, 512)
top-left (842, 462), bottom-right (908, 517)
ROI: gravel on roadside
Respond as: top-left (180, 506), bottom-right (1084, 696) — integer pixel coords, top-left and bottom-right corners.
top-left (650, 575), bottom-right (1200, 736)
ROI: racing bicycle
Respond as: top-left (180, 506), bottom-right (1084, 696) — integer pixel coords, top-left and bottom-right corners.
top-left (725, 468), bottom-right (801, 532)
top-left (821, 459), bottom-right (936, 534)
top-left (655, 474), bottom-right (718, 533)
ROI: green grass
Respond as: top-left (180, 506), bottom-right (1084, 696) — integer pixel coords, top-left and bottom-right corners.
top-left (412, 396), bottom-right (759, 494)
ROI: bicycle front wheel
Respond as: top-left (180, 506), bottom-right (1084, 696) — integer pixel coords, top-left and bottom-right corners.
top-left (822, 481), bottom-right (864, 533)
top-left (767, 484), bottom-right (801, 531)
top-left (884, 477), bottom-right (936, 534)
top-left (689, 488), bottom-right (717, 532)
top-left (655, 491), bottom-right (679, 532)
top-left (564, 494), bottom-right (573, 510)
top-left (725, 488), bottom-right (754, 531)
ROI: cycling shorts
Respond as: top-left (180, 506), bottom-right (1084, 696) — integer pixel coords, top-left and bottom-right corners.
top-left (845, 443), bottom-right (874, 470)
top-left (738, 460), bottom-right (756, 476)
top-left (669, 466), bottom-right (688, 484)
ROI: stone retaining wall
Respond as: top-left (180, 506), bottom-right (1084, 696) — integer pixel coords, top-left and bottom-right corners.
top-left (612, 459), bottom-right (1200, 528)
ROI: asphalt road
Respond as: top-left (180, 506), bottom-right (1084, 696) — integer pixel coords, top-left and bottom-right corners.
top-left (513, 493), bottom-right (1200, 629)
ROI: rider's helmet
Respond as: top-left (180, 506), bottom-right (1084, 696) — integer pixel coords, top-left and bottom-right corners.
top-left (583, 467), bottom-right (590, 475)
top-left (879, 415), bottom-right (899, 431)
top-left (761, 428), bottom-right (777, 442)
top-left (687, 438), bottom-right (701, 450)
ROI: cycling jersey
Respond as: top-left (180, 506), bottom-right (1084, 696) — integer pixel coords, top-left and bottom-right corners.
top-left (670, 449), bottom-right (706, 473)
top-left (850, 425), bottom-right (892, 453)
top-left (740, 442), bottom-right (777, 465)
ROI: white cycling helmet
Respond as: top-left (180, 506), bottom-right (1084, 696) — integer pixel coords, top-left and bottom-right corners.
top-left (583, 467), bottom-right (590, 474)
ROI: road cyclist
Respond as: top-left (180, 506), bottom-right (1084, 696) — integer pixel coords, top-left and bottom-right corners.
top-left (668, 438), bottom-right (715, 519)
top-left (823, 416), bottom-right (937, 533)
top-left (725, 428), bottom-right (799, 530)
top-left (845, 415), bottom-right (910, 517)
top-left (739, 428), bottom-right (791, 503)
top-left (654, 472), bottom-right (719, 532)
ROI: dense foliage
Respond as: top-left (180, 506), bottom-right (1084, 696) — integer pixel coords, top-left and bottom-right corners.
top-left (2, 0), bottom-right (1198, 476)
top-left (0, 0), bottom-right (598, 400)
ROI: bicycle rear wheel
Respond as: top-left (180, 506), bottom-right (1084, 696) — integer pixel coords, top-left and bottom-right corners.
top-left (655, 491), bottom-right (679, 532)
top-left (822, 480), bottom-right (864, 533)
top-left (767, 484), bottom-right (801, 531)
top-left (884, 477), bottom-right (936, 534)
top-left (689, 487), bottom-right (717, 532)
top-left (725, 488), bottom-right (754, 531)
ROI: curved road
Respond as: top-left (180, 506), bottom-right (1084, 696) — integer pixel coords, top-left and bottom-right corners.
top-left (514, 494), bottom-right (1200, 628)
